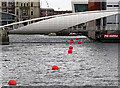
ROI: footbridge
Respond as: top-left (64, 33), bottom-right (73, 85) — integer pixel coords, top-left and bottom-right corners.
top-left (0, 9), bottom-right (120, 44)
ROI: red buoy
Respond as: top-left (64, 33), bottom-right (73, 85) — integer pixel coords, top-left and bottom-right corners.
top-left (69, 46), bottom-right (73, 50)
top-left (76, 38), bottom-right (78, 40)
top-left (8, 79), bottom-right (17, 85)
top-left (70, 41), bottom-right (73, 43)
top-left (78, 41), bottom-right (81, 44)
top-left (70, 39), bottom-right (73, 41)
top-left (52, 65), bottom-right (59, 70)
top-left (68, 50), bottom-right (72, 54)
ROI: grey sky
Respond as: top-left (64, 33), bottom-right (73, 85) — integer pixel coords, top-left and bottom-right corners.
top-left (40, 0), bottom-right (72, 10)
top-left (40, 0), bottom-right (120, 11)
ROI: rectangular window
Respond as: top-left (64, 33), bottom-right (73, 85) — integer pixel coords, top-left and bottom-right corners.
top-left (31, 10), bottom-right (33, 15)
top-left (2, 2), bottom-right (6, 6)
top-left (8, 2), bottom-right (14, 6)
top-left (27, 2), bottom-right (29, 6)
top-left (21, 3), bottom-right (23, 6)
top-left (24, 2), bottom-right (25, 7)
top-left (16, 9), bottom-right (19, 15)
top-left (114, 5), bottom-right (119, 7)
top-left (8, 9), bottom-right (14, 14)
top-left (23, 9), bottom-right (26, 15)
top-left (74, 4), bottom-right (88, 12)
top-left (107, 5), bottom-right (113, 7)
top-left (16, 2), bottom-right (19, 7)
top-left (31, 2), bottom-right (33, 7)
top-left (2, 9), bottom-right (7, 12)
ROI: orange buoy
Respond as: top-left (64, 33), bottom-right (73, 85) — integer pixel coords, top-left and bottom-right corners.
top-left (70, 41), bottom-right (73, 43)
top-left (68, 50), bottom-right (72, 54)
top-left (69, 46), bottom-right (73, 50)
top-left (52, 65), bottom-right (59, 70)
top-left (76, 38), bottom-right (78, 40)
top-left (78, 41), bottom-right (81, 44)
top-left (8, 79), bottom-right (17, 85)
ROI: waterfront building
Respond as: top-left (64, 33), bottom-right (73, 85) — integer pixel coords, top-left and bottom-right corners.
top-left (40, 8), bottom-right (54, 17)
top-left (0, 0), bottom-right (40, 22)
top-left (71, 0), bottom-right (106, 31)
top-left (106, 0), bottom-right (119, 30)
top-left (0, 11), bottom-right (16, 26)
top-left (40, 8), bottom-right (72, 17)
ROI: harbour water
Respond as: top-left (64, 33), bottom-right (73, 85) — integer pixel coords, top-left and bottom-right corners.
top-left (0, 35), bottom-right (118, 86)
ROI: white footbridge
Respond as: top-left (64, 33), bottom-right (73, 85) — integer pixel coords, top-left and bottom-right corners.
top-left (0, 9), bottom-right (119, 34)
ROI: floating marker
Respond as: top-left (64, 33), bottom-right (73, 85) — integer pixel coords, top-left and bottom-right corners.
top-left (78, 41), bottom-right (81, 44)
top-left (70, 41), bottom-right (73, 43)
top-left (76, 38), bottom-right (78, 40)
top-left (70, 39), bottom-right (73, 41)
top-left (8, 79), bottom-right (17, 85)
top-left (68, 50), bottom-right (72, 54)
top-left (69, 46), bottom-right (73, 50)
top-left (52, 65), bottom-right (59, 70)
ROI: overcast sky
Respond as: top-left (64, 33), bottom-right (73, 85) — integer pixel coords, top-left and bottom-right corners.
top-left (40, 0), bottom-right (72, 10)
top-left (40, 0), bottom-right (120, 11)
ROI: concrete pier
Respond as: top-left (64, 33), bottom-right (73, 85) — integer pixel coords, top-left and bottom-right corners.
top-left (0, 30), bottom-right (9, 45)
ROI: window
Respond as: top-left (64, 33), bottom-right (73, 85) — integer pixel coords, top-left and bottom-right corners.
top-left (27, 2), bottom-right (29, 6)
top-left (31, 10), bottom-right (33, 15)
top-left (2, 2), bottom-right (6, 6)
top-left (23, 9), bottom-right (26, 15)
top-left (8, 2), bottom-right (14, 6)
top-left (114, 5), bottom-right (119, 7)
top-left (31, 2), bottom-right (33, 7)
top-left (16, 2), bottom-right (19, 6)
top-left (8, 9), bottom-right (14, 14)
top-left (107, 5), bottom-right (112, 7)
top-left (24, 2), bottom-right (25, 6)
top-left (16, 9), bottom-right (19, 15)
top-left (2, 9), bottom-right (7, 12)
top-left (74, 4), bottom-right (88, 12)
top-left (21, 3), bottom-right (23, 6)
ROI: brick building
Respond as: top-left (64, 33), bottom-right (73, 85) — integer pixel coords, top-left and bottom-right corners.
top-left (40, 8), bottom-right (72, 17)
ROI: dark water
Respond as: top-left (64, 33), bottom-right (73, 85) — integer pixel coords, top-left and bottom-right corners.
top-left (0, 35), bottom-right (118, 86)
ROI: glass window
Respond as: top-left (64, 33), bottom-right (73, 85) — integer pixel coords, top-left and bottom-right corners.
top-left (16, 9), bottom-right (19, 15)
top-left (27, 2), bottom-right (29, 6)
top-left (8, 9), bottom-right (14, 14)
top-left (114, 5), bottom-right (119, 7)
top-left (2, 9), bottom-right (7, 12)
top-left (107, 5), bottom-right (113, 7)
top-left (8, 2), bottom-right (14, 6)
top-left (2, 2), bottom-right (6, 6)
top-left (74, 4), bottom-right (88, 12)
top-left (24, 2), bottom-right (25, 6)
top-left (31, 10), bottom-right (33, 15)
top-left (23, 9), bottom-right (26, 15)
top-left (31, 2), bottom-right (33, 7)
top-left (16, 2), bottom-right (19, 6)
top-left (21, 3), bottom-right (23, 6)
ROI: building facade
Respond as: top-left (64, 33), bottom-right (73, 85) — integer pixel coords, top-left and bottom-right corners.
top-left (40, 8), bottom-right (72, 17)
top-left (71, 0), bottom-right (106, 31)
top-left (40, 8), bottom-right (54, 17)
top-left (0, 11), bottom-right (16, 26)
top-left (0, 0), bottom-right (40, 22)
top-left (106, 0), bottom-right (119, 30)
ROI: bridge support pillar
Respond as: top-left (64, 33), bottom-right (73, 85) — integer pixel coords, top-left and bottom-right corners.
top-left (88, 31), bottom-right (96, 40)
top-left (0, 30), bottom-right (9, 45)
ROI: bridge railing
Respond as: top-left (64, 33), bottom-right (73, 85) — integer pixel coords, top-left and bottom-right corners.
top-left (0, 12), bottom-right (77, 31)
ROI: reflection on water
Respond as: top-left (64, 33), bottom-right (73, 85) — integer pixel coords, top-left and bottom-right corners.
top-left (1, 35), bottom-right (118, 86)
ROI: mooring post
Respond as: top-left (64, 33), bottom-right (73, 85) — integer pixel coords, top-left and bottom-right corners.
top-left (0, 29), bottom-right (9, 45)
